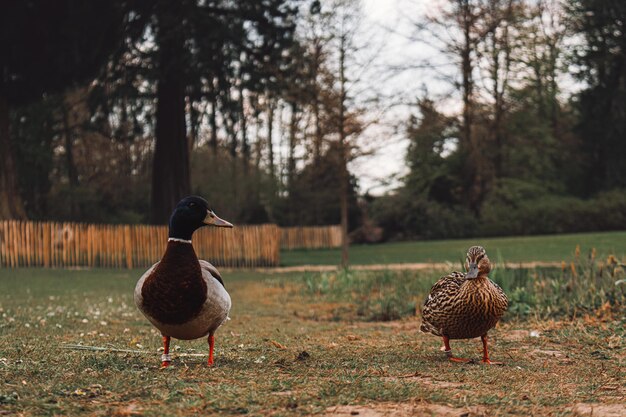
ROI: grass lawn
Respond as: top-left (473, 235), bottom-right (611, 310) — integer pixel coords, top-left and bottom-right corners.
top-left (281, 230), bottom-right (626, 266)
top-left (1, 267), bottom-right (624, 416)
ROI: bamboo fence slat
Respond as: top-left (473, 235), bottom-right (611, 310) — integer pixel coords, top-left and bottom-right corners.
top-left (280, 225), bottom-right (341, 250)
top-left (0, 220), bottom-right (287, 269)
top-left (0, 221), bottom-right (339, 268)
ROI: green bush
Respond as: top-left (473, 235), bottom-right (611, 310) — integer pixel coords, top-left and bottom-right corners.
top-left (371, 193), bottom-right (477, 241)
top-left (372, 179), bottom-right (626, 240)
top-left (480, 183), bottom-right (626, 236)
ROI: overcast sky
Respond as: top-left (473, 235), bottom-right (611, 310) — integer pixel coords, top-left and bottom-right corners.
top-left (352, 0), bottom-right (449, 195)
top-left (354, 0), bottom-right (579, 195)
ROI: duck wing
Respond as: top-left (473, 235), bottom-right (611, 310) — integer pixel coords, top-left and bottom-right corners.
top-left (420, 271), bottom-right (465, 336)
top-left (198, 260), bottom-right (231, 333)
top-left (488, 278), bottom-right (509, 310)
top-left (199, 260), bottom-right (225, 288)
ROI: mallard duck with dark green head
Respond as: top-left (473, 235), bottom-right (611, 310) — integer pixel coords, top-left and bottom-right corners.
top-left (134, 196), bottom-right (233, 368)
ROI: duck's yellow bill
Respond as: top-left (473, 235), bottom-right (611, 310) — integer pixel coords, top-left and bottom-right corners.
top-left (203, 210), bottom-right (233, 228)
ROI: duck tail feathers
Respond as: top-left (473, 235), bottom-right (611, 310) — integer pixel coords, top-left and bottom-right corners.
top-left (420, 320), bottom-right (441, 336)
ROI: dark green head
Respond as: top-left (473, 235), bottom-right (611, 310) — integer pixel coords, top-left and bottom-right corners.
top-left (168, 196), bottom-right (233, 240)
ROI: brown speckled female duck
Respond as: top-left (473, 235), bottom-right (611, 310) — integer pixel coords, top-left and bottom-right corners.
top-left (135, 196), bottom-right (233, 368)
top-left (421, 246), bottom-right (508, 364)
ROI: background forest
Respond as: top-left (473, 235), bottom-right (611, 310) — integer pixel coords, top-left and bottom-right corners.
top-left (1, 0), bottom-right (625, 242)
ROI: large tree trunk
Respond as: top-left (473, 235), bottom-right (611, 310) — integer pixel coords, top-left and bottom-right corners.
top-left (150, 3), bottom-right (190, 224)
top-left (0, 94), bottom-right (27, 220)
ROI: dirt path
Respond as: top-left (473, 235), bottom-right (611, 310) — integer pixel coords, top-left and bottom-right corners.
top-left (252, 261), bottom-right (563, 273)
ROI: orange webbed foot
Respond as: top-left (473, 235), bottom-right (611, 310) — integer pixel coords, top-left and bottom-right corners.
top-left (481, 358), bottom-right (503, 365)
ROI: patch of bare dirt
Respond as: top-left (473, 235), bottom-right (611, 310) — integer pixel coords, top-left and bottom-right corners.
top-left (324, 402), bottom-right (486, 417)
top-left (572, 403), bottom-right (626, 417)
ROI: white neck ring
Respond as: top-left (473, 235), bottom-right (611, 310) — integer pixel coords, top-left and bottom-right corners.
top-left (168, 237), bottom-right (192, 244)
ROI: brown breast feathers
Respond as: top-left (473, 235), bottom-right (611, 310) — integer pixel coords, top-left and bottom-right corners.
top-left (421, 273), bottom-right (508, 339)
top-left (141, 242), bottom-right (207, 325)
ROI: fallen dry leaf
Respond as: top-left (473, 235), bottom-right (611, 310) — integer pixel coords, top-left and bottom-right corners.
top-left (271, 340), bottom-right (287, 349)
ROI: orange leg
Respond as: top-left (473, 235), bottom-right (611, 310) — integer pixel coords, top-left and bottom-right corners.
top-left (443, 335), bottom-right (471, 363)
top-left (481, 334), bottom-right (502, 365)
top-left (161, 335), bottom-right (171, 368)
top-left (207, 334), bottom-right (215, 366)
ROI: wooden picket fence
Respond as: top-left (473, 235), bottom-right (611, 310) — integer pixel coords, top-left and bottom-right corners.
top-left (0, 220), bottom-right (280, 268)
top-left (280, 225), bottom-right (342, 250)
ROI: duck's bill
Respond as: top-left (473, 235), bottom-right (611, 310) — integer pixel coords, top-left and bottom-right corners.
top-left (465, 263), bottom-right (479, 279)
top-left (203, 211), bottom-right (234, 228)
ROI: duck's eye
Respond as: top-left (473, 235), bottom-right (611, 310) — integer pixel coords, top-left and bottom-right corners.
top-left (188, 202), bottom-right (196, 208)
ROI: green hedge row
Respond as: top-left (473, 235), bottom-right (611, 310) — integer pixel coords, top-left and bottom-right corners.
top-left (371, 180), bottom-right (626, 240)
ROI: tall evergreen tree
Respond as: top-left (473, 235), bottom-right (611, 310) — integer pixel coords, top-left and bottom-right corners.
top-left (104, 0), bottom-right (298, 223)
top-left (569, 0), bottom-right (626, 193)
top-left (405, 99), bottom-right (452, 196)
top-left (0, 0), bottom-right (122, 219)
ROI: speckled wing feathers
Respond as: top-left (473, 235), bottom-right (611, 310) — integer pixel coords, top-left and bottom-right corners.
top-left (491, 280), bottom-right (507, 306)
top-left (420, 272), bottom-right (465, 336)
